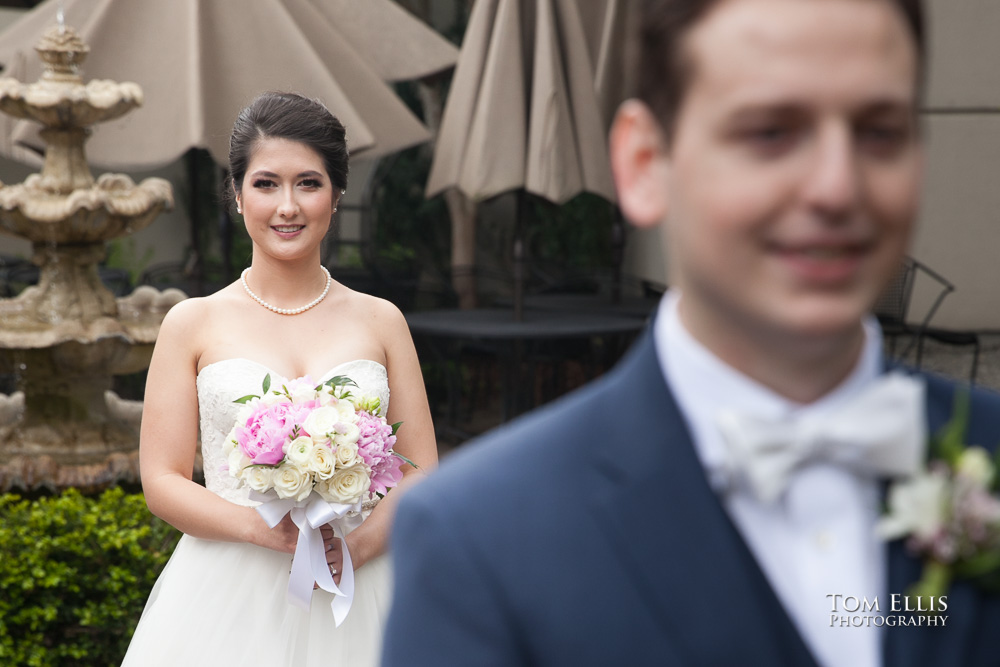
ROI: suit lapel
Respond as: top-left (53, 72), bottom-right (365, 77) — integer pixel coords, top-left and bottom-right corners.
top-left (585, 331), bottom-right (818, 665)
top-left (883, 373), bottom-right (983, 667)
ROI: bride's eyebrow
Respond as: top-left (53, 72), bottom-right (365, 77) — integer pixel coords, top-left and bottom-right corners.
top-left (249, 170), bottom-right (325, 180)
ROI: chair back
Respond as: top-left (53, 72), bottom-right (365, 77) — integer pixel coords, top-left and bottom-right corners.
top-left (873, 257), bottom-right (917, 328)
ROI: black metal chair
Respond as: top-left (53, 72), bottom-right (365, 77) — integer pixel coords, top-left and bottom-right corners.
top-left (873, 256), bottom-right (980, 383)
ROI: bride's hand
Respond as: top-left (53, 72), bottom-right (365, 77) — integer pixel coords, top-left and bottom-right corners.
top-left (249, 512), bottom-right (298, 554)
top-left (320, 524), bottom-right (343, 586)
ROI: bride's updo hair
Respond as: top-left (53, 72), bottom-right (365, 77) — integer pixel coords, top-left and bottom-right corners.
top-left (227, 91), bottom-right (349, 204)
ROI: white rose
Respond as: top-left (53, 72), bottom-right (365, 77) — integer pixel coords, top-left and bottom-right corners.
top-left (957, 446), bottom-right (995, 489)
top-left (260, 391), bottom-right (286, 407)
top-left (244, 465), bottom-right (276, 493)
top-left (236, 403), bottom-right (254, 424)
top-left (333, 422), bottom-right (360, 446)
top-left (302, 406), bottom-right (340, 439)
top-left (317, 387), bottom-right (337, 407)
top-left (290, 383), bottom-right (318, 405)
top-left (333, 399), bottom-right (358, 424)
top-left (309, 443), bottom-right (337, 480)
top-left (285, 436), bottom-right (314, 468)
top-left (334, 441), bottom-right (361, 468)
top-left (272, 463), bottom-right (313, 501)
top-left (320, 464), bottom-right (369, 504)
top-left (228, 445), bottom-right (251, 478)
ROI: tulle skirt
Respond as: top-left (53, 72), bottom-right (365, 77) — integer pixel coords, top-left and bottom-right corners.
top-left (121, 534), bottom-right (392, 666)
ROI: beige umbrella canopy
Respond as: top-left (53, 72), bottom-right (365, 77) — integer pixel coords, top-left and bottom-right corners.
top-left (577, 0), bottom-right (637, 133)
top-left (426, 0), bottom-right (616, 206)
top-left (0, 0), bottom-right (451, 170)
top-left (290, 0), bottom-right (459, 83)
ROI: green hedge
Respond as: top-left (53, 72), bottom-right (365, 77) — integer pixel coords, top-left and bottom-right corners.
top-left (0, 488), bottom-right (180, 666)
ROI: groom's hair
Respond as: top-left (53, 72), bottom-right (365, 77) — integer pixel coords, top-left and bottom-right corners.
top-left (636, 0), bottom-right (926, 141)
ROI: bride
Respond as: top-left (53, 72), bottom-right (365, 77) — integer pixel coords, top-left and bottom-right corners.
top-left (122, 92), bottom-right (437, 666)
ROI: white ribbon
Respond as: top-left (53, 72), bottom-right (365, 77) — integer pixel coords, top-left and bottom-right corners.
top-left (251, 490), bottom-right (364, 627)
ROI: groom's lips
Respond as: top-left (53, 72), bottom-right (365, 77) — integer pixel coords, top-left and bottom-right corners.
top-left (768, 238), bottom-right (872, 285)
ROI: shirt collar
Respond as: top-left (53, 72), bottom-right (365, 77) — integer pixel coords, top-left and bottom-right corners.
top-left (653, 289), bottom-right (886, 490)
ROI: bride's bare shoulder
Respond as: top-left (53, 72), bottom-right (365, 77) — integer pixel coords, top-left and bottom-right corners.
top-left (156, 283), bottom-right (245, 340)
top-left (339, 287), bottom-right (405, 325)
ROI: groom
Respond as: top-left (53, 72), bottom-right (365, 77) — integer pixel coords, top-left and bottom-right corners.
top-left (383, 0), bottom-right (1000, 665)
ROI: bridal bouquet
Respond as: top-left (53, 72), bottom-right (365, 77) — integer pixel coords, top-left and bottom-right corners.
top-left (223, 372), bottom-right (411, 625)
top-left (223, 373), bottom-right (407, 503)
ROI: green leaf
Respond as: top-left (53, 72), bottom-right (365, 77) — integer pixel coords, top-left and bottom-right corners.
top-left (262, 373), bottom-right (271, 394)
top-left (992, 446), bottom-right (1000, 493)
top-left (954, 550), bottom-right (1000, 579)
top-left (391, 421), bottom-right (403, 436)
top-left (392, 451), bottom-right (420, 470)
top-left (906, 559), bottom-right (951, 608)
top-left (933, 390), bottom-right (970, 466)
top-left (324, 375), bottom-right (358, 389)
top-left (233, 394), bottom-right (259, 404)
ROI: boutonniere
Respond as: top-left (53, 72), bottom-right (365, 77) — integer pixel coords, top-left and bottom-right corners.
top-left (877, 391), bottom-right (1000, 600)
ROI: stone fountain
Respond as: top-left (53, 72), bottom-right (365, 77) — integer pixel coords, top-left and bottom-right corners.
top-left (0, 25), bottom-right (183, 492)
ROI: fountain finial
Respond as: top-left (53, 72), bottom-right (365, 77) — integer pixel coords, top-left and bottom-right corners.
top-left (36, 24), bottom-right (89, 82)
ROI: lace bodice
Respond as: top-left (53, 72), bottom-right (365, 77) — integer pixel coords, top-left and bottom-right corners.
top-left (196, 358), bottom-right (390, 506)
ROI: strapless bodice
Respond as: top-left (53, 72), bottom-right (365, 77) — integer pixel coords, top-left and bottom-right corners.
top-left (196, 358), bottom-right (390, 506)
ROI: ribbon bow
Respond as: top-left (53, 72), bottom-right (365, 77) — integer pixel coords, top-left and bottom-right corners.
top-left (716, 372), bottom-right (926, 504)
top-left (252, 491), bottom-right (364, 627)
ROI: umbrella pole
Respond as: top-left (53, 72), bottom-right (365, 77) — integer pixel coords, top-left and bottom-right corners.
top-left (514, 191), bottom-right (530, 322)
top-left (612, 207), bottom-right (625, 305)
top-left (185, 149), bottom-right (205, 296)
top-left (220, 167), bottom-right (233, 283)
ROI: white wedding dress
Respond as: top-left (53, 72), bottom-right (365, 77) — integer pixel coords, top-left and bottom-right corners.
top-left (122, 359), bottom-right (392, 666)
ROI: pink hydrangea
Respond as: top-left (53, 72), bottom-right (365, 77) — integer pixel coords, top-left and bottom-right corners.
top-left (236, 400), bottom-right (314, 465)
top-left (355, 411), bottom-right (404, 497)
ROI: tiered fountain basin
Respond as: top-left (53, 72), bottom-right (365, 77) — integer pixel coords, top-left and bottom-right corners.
top-left (0, 24), bottom-right (183, 491)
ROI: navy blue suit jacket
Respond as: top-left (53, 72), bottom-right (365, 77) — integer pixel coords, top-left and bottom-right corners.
top-left (383, 329), bottom-right (1000, 666)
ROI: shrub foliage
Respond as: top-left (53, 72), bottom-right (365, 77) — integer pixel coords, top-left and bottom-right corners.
top-left (0, 488), bottom-right (179, 666)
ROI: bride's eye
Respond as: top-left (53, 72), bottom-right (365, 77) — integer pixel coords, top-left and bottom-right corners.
top-left (300, 178), bottom-right (323, 189)
top-left (252, 178), bottom-right (276, 189)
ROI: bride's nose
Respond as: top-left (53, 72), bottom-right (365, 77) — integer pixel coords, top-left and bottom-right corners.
top-left (277, 189), bottom-right (300, 218)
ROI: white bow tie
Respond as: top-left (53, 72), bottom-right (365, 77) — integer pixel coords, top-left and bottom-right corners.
top-left (715, 372), bottom-right (927, 504)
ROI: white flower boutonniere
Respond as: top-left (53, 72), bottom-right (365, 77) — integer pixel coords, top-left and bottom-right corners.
top-left (877, 392), bottom-right (1000, 600)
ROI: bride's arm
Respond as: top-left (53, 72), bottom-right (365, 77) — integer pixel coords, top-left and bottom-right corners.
top-left (139, 299), bottom-right (297, 554)
top-left (340, 299), bottom-right (439, 571)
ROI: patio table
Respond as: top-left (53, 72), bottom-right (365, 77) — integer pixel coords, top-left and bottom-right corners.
top-left (404, 307), bottom-right (647, 440)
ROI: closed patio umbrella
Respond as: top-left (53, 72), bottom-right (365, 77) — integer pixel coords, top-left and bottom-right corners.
top-left (425, 0), bottom-right (617, 318)
top-left (288, 0), bottom-right (458, 83)
top-left (427, 0), bottom-right (615, 205)
top-left (578, 0), bottom-right (637, 133)
top-left (0, 0), bottom-right (446, 170)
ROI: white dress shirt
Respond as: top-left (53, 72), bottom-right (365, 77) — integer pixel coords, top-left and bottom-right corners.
top-left (654, 291), bottom-right (888, 667)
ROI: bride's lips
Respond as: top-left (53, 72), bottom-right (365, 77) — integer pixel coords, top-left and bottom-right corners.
top-left (271, 224), bottom-right (306, 239)
top-left (768, 240), bottom-right (872, 284)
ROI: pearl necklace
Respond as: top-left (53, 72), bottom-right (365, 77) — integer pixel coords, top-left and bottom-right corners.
top-left (241, 266), bottom-right (332, 315)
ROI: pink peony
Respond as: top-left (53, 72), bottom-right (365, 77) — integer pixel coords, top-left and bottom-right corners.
top-left (236, 400), bottom-right (314, 465)
top-left (355, 411), bottom-right (404, 497)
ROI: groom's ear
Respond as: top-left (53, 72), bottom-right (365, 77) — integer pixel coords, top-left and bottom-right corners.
top-left (610, 100), bottom-right (670, 229)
